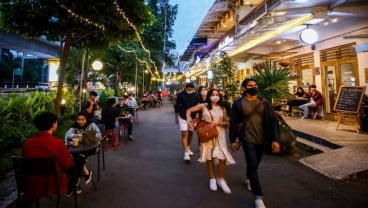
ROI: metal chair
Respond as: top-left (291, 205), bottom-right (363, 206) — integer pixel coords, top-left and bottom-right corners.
top-left (97, 124), bottom-right (106, 171)
top-left (11, 156), bottom-right (78, 208)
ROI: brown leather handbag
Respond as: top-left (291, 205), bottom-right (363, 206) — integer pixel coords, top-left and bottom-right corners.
top-left (196, 106), bottom-right (218, 143)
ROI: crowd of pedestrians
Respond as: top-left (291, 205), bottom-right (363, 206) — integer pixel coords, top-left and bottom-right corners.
top-left (174, 79), bottom-right (280, 208)
top-left (20, 77), bottom-right (282, 208)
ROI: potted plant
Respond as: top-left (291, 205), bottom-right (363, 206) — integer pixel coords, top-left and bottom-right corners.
top-left (252, 60), bottom-right (297, 108)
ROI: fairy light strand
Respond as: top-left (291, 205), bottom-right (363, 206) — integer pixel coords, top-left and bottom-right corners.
top-left (54, 0), bottom-right (105, 30)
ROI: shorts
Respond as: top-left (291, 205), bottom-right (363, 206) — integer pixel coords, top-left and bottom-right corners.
top-left (178, 116), bottom-right (194, 132)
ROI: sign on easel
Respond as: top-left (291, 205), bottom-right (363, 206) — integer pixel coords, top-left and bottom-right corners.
top-left (333, 86), bottom-right (366, 133)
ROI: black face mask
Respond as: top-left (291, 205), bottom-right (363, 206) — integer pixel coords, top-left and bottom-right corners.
top-left (246, 87), bottom-right (258, 96)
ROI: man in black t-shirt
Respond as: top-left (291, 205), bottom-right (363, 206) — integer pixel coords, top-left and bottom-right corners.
top-left (174, 82), bottom-right (199, 162)
top-left (82, 91), bottom-right (99, 123)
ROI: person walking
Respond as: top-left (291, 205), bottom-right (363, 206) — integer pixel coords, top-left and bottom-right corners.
top-left (229, 78), bottom-right (278, 208)
top-left (198, 86), bottom-right (208, 104)
top-left (174, 82), bottom-right (199, 162)
top-left (186, 88), bottom-right (235, 194)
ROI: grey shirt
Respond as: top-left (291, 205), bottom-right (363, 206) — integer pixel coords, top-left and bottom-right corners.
top-left (242, 98), bottom-right (264, 144)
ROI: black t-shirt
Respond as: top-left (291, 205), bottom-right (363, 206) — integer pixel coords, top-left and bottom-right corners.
top-left (101, 106), bottom-right (119, 130)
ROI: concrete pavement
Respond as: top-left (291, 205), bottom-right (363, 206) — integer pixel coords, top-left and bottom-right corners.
top-left (1, 98), bottom-right (368, 208)
top-left (283, 116), bottom-right (368, 180)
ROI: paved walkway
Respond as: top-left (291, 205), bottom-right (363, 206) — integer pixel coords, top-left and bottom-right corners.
top-left (283, 116), bottom-right (368, 180)
top-left (1, 99), bottom-right (368, 208)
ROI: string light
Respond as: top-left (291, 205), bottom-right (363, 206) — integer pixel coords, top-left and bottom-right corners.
top-left (113, 1), bottom-right (161, 78)
top-left (54, 0), bottom-right (105, 31)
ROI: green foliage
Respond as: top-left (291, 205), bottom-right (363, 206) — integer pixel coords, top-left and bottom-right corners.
top-left (98, 88), bottom-right (116, 107)
top-left (210, 51), bottom-right (238, 100)
top-left (0, 91), bottom-right (78, 175)
top-left (0, 0), bottom-right (154, 114)
top-left (252, 60), bottom-right (297, 102)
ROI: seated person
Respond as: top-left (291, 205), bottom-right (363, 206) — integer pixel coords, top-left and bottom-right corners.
top-left (65, 112), bottom-right (103, 185)
top-left (299, 84), bottom-right (324, 119)
top-left (125, 94), bottom-right (138, 116)
top-left (101, 98), bottom-right (120, 147)
top-left (294, 86), bottom-right (306, 99)
top-left (115, 97), bottom-right (135, 141)
top-left (286, 87), bottom-right (307, 115)
top-left (22, 112), bottom-right (85, 197)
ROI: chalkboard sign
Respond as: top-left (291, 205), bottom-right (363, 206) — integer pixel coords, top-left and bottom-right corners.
top-left (333, 86), bottom-right (366, 113)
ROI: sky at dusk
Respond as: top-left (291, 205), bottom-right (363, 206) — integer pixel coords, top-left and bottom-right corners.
top-left (170, 0), bottom-right (215, 56)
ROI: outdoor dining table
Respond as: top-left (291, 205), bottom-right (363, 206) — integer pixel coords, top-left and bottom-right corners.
top-left (287, 98), bottom-right (308, 117)
top-left (68, 142), bottom-right (102, 181)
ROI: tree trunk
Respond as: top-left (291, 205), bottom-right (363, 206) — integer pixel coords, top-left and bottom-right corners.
top-left (54, 35), bottom-right (72, 115)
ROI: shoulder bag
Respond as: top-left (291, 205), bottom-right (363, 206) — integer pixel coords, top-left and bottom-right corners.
top-left (196, 105), bottom-right (219, 143)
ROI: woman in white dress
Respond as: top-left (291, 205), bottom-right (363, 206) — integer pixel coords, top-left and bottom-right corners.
top-left (186, 88), bottom-right (235, 194)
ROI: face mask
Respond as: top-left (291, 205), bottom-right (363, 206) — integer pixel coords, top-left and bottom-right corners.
top-left (246, 87), bottom-right (258, 96)
top-left (210, 96), bottom-right (220, 102)
top-left (186, 90), bottom-right (194, 94)
top-left (200, 91), bottom-right (207, 96)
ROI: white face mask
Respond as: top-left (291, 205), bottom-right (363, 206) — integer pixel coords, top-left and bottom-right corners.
top-left (200, 91), bottom-right (207, 96)
top-left (210, 95), bottom-right (220, 103)
top-left (186, 90), bottom-right (194, 94)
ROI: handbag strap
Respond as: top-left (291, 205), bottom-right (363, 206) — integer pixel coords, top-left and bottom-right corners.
top-left (205, 104), bottom-right (215, 122)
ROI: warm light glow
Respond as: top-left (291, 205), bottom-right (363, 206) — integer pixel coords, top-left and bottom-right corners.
top-left (229, 14), bottom-right (313, 57)
top-left (92, 60), bottom-right (103, 71)
top-left (299, 28), bottom-right (318, 44)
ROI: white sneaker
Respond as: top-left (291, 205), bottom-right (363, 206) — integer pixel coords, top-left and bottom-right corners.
top-left (209, 179), bottom-right (217, 191)
top-left (187, 149), bottom-right (194, 156)
top-left (244, 179), bottom-right (251, 191)
top-left (255, 199), bottom-right (267, 208)
top-left (217, 178), bottom-right (231, 194)
top-left (184, 152), bottom-right (190, 162)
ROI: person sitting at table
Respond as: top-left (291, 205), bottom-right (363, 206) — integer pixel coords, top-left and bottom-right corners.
top-left (295, 86), bottom-right (306, 98)
top-left (125, 93), bottom-right (138, 117)
top-left (285, 87), bottom-right (307, 115)
top-left (299, 84), bottom-right (324, 119)
top-left (101, 97), bottom-right (120, 148)
top-left (65, 111), bottom-right (102, 185)
top-left (115, 97), bottom-right (135, 141)
top-left (22, 112), bottom-right (85, 197)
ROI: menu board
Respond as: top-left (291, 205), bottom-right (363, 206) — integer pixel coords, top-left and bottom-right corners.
top-left (333, 86), bottom-right (366, 113)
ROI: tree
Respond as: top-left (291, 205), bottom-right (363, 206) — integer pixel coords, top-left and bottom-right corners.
top-left (0, 0), bottom-right (154, 114)
top-left (209, 51), bottom-right (238, 100)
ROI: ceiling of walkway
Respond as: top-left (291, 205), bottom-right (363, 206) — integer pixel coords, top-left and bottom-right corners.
top-left (180, 0), bottom-right (368, 63)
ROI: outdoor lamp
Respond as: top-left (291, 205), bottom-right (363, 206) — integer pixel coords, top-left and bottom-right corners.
top-left (92, 60), bottom-right (103, 71)
top-left (299, 27), bottom-right (318, 45)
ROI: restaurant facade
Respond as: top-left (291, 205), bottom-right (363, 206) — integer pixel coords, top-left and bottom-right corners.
top-left (180, 0), bottom-right (368, 121)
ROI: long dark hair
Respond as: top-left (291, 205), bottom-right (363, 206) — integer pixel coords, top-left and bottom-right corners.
top-left (71, 111), bottom-right (92, 129)
top-left (205, 88), bottom-right (224, 110)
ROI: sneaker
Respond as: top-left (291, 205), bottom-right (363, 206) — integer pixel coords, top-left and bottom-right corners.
top-left (65, 190), bottom-right (73, 198)
top-left (84, 170), bottom-right (93, 185)
top-left (76, 187), bottom-right (83, 195)
top-left (128, 135), bottom-right (135, 141)
top-left (255, 199), bottom-right (266, 208)
top-left (209, 178), bottom-right (217, 191)
top-left (217, 178), bottom-right (231, 194)
top-left (187, 149), bottom-right (194, 156)
top-left (244, 179), bottom-right (251, 191)
top-left (65, 187), bottom-right (82, 197)
top-left (184, 152), bottom-right (190, 162)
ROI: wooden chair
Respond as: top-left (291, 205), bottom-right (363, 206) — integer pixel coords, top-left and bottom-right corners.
top-left (11, 156), bottom-right (77, 208)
